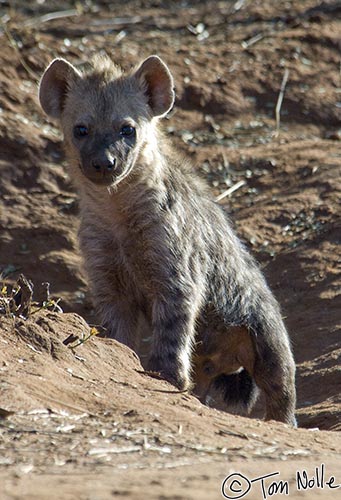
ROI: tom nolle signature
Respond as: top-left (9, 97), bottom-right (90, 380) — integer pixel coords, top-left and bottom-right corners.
top-left (221, 464), bottom-right (340, 499)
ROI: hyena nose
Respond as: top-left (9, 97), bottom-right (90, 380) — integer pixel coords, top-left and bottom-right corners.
top-left (92, 156), bottom-right (116, 173)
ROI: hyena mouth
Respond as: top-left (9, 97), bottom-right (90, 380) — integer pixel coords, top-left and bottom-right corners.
top-left (78, 162), bottom-right (118, 186)
top-left (78, 162), bottom-right (133, 187)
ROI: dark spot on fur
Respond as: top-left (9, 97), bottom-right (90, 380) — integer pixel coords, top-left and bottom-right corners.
top-left (164, 312), bottom-right (189, 332)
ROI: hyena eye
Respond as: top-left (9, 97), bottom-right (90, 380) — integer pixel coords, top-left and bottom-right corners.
top-left (202, 360), bottom-right (216, 376)
top-left (74, 125), bottom-right (89, 138)
top-left (120, 125), bottom-right (136, 137)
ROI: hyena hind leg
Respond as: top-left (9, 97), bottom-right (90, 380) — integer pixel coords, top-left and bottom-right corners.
top-left (252, 334), bottom-right (297, 426)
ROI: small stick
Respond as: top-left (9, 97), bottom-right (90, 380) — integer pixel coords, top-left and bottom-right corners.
top-left (41, 282), bottom-right (50, 302)
top-left (23, 9), bottom-right (79, 28)
top-left (15, 274), bottom-right (33, 317)
top-left (274, 68), bottom-right (289, 137)
top-left (232, 0), bottom-right (246, 13)
top-left (1, 380), bottom-right (98, 417)
top-left (26, 391), bottom-right (98, 417)
top-left (242, 32), bottom-right (265, 49)
top-left (90, 16), bottom-right (142, 27)
top-left (215, 180), bottom-right (246, 203)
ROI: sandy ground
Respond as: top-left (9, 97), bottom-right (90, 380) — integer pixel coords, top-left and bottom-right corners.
top-left (0, 1), bottom-right (340, 499)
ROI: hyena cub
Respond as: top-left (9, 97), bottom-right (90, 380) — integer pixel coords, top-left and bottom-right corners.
top-left (39, 54), bottom-right (296, 425)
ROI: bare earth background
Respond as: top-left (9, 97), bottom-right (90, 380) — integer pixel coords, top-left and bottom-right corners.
top-left (0, 1), bottom-right (340, 499)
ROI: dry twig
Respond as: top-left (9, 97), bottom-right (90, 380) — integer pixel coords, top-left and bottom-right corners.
top-left (215, 180), bottom-right (246, 203)
top-left (274, 68), bottom-right (290, 137)
top-left (23, 9), bottom-right (79, 28)
top-left (242, 32), bottom-right (265, 49)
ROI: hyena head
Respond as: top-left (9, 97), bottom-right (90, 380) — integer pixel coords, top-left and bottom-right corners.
top-left (39, 55), bottom-right (175, 187)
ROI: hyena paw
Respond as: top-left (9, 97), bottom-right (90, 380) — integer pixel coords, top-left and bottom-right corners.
top-left (265, 395), bottom-right (297, 426)
top-left (147, 356), bottom-right (190, 390)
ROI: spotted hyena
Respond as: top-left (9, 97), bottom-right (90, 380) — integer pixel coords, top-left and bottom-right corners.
top-left (39, 54), bottom-right (296, 424)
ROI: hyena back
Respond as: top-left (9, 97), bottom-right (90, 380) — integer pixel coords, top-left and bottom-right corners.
top-left (39, 55), bottom-right (296, 425)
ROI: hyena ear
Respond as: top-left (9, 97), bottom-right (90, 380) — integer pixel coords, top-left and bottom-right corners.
top-left (39, 58), bottom-right (81, 119)
top-left (134, 55), bottom-right (175, 117)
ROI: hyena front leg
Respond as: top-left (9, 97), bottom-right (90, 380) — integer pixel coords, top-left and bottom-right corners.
top-left (147, 296), bottom-right (200, 390)
top-left (94, 295), bottom-right (141, 352)
top-left (80, 239), bottom-right (141, 351)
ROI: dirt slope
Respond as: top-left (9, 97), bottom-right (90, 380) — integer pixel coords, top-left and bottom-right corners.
top-left (0, 311), bottom-right (340, 500)
top-left (0, 1), bottom-right (340, 499)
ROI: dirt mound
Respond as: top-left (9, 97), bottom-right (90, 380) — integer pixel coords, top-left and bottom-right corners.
top-left (0, 0), bottom-right (340, 498)
top-left (1, 311), bottom-right (340, 499)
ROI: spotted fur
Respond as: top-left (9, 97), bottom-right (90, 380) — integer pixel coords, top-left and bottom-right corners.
top-left (39, 55), bottom-right (296, 425)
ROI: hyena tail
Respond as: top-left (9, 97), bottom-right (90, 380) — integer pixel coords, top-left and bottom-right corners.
top-left (208, 369), bottom-right (259, 416)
